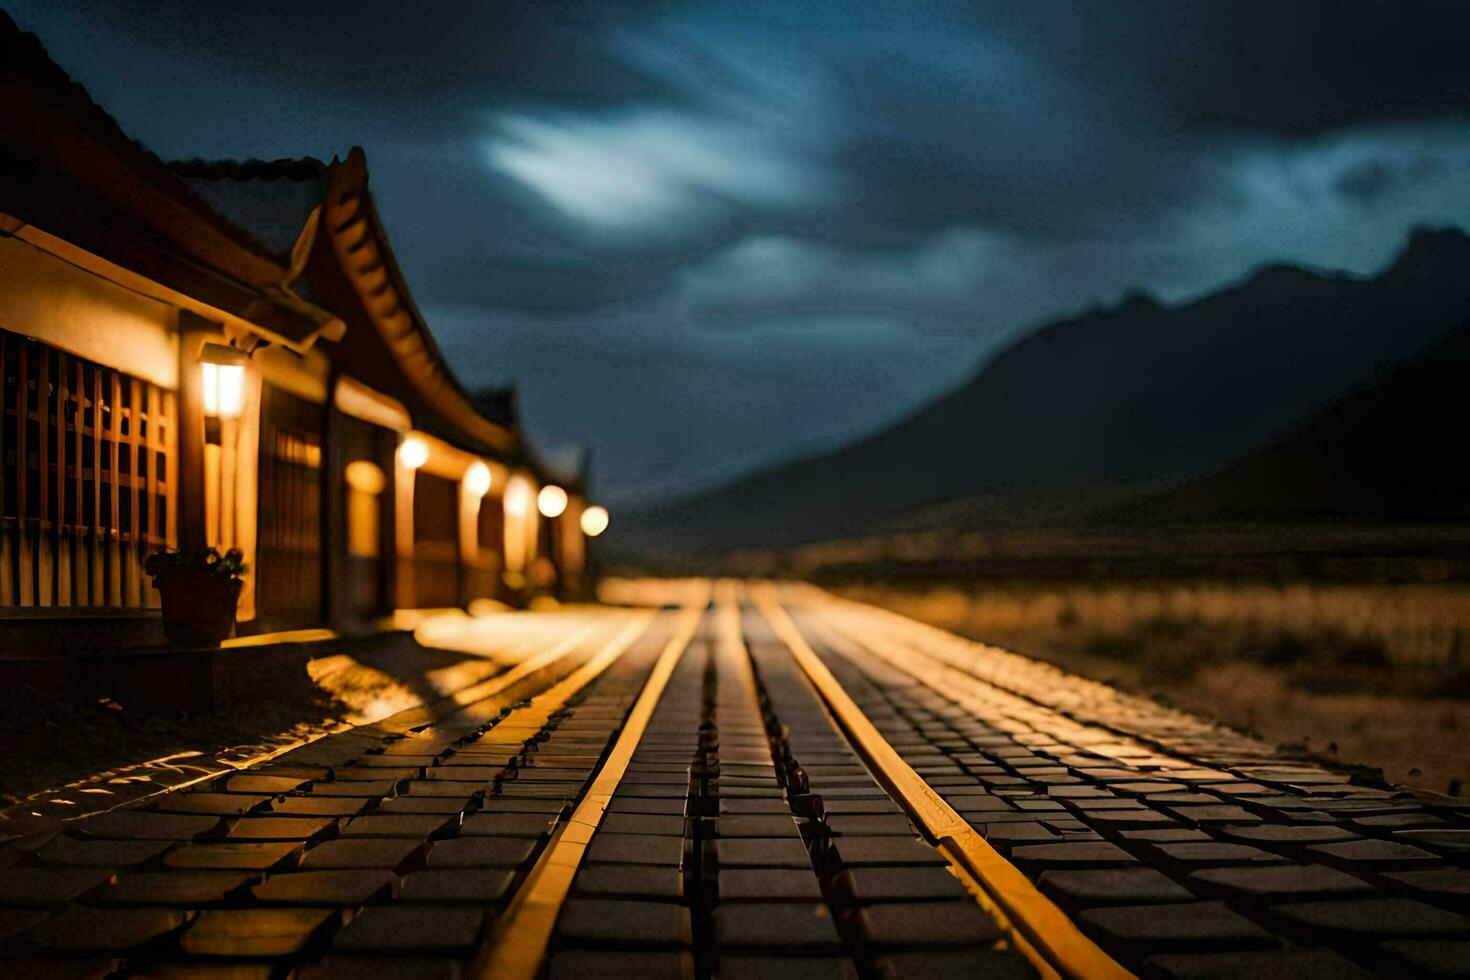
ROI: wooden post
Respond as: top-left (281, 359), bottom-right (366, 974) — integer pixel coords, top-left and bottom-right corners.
top-left (108, 370), bottom-right (122, 607)
top-left (72, 359), bottom-right (85, 606)
top-left (0, 336), bottom-right (9, 605)
top-left (16, 341), bottom-right (32, 606)
top-left (176, 312), bottom-right (211, 556)
top-left (90, 365), bottom-right (103, 605)
top-left (322, 371), bottom-right (345, 626)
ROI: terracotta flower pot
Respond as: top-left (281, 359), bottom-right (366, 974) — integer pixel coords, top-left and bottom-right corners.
top-left (157, 571), bottom-right (243, 646)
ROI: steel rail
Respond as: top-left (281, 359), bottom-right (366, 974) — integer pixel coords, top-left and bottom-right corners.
top-left (751, 582), bottom-right (1133, 980)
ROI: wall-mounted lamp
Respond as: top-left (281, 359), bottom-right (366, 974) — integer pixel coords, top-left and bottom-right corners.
top-left (200, 343), bottom-right (247, 420)
top-left (538, 484), bottom-right (568, 519)
top-left (398, 435), bottom-right (429, 470)
top-left (464, 461), bottom-right (492, 498)
top-left (580, 505), bottom-right (609, 537)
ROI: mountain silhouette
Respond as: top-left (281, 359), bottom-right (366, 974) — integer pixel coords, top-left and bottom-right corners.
top-left (1104, 318), bottom-right (1470, 524)
top-left (624, 227), bottom-right (1470, 551)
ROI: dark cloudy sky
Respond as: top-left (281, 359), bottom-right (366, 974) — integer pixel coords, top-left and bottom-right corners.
top-left (11, 2), bottom-right (1470, 506)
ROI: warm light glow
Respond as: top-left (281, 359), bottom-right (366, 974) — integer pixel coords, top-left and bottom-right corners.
top-left (580, 505), bottom-right (610, 537)
top-left (345, 460), bottom-right (384, 559)
top-left (202, 362), bottom-right (245, 419)
top-left (398, 436), bottom-right (429, 470)
top-left (464, 461), bottom-right (492, 498)
top-left (345, 460), bottom-right (386, 495)
top-left (538, 484), bottom-right (568, 518)
top-left (504, 475), bottom-right (533, 519)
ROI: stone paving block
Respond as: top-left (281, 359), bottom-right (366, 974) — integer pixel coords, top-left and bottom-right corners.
top-left (558, 898), bottom-right (692, 947)
top-left (547, 949), bottom-right (696, 980)
top-left (1008, 842), bottom-right (1137, 871)
top-left (0, 956), bottom-right (124, 979)
top-left (823, 815), bottom-right (915, 836)
top-left (831, 866), bottom-right (970, 903)
top-left (425, 837), bottom-right (538, 868)
top-left (877, 949), bottom-right (1036, 979)
top-left (1396, 829), bottom-right (1470, 854)
top-left (401, 781), bottom-right (485, 799)
top-left (298, 837), bottom-right (424, 870)
top-left (1163, 806), bottom-right (1262, 826)
top-left (338, 815), bottom-right (456, 839)
top-left (426, 766), bottom-right (500, 782)
top-left (610, 798), bottom-right (688, 815)
top-left (1142, 947), bottom-right (1374, 979)
top-left (79, 812), bottom-right (222, 841)
top-left (0, 907), bottom-right (51, 942)
top-left (36, 837), bottom-right (172, 867)
top-left (330, 767), bottom-right (420, 781)
top-left (716, 816), bottom-right (801, 838)
top-left (162, 841), bottom-right (302, 870)
top-left (1383, 868), bottom-right (1470, 901)
top-left (1076, 809), bottom-right (1179, 828)
top-left (333, 905), bottom-right (484, 951)
top-left (154, 793), bottom-right (271, 816)
top-left (601, 813), bottom-right (685, 836)
top-left (459, 812), bottom-right (557, 837)
top-left (179, 907), bottom-right (335, 957)
top-left (0, 868), bottom-right (114, 906)
top-left (714, 957), bottom-right (858, 980)
top-left (306, 780), bottom-right (401, 798)
top-left (1270, 897), bottom-right (1470, 938)
top-left (587, 834), bottom-right (685, 866)
top-left (825, 837), bottom-right (945, 869)
top-left (224, 774), bottom-right (310, 795)
top-left (298, 955), bottom-right (462, 980)
top-left (226, 817), bottom-right (336, 843)
top-left (1218, 824), bottom-right (1359, 846)
top-left (29, 904), bottom-right (188, 950)
top-left (1306, 838), bottom-right (1441, 868)
top-left (857, 901), bottom-right (1004, 947)
top-left (268, 797), bottom-right (371, 817)
top-left (1188, 864), bottom-right (1373, 900)
top-left (99, 871), bottom-right (255, 905)
top-left (1079, 900), bottom-right (1275, 953)
top-left (376, 797), bottom-right (474, 816)
top-left (400, 868), bottom-right (517, 903)
top-left (1039, 867), bottom-right (1195, 907)
top-left (1378, 939), bottom-right (1470, 976)
top-left (713, 838), bottom-right (812, 869)
top-left (250, 869), bottom-right (397, 905)
top-left (718, 869), bottom-right (824, 902)
top-left (575, 864), bottom-right (685, 901)
top-left (1147, 842), bottom-right (1288, 867)
top-left (712, 902), bottom-right (842, 950)
top-left (357, 753), bottom-right (440, 767)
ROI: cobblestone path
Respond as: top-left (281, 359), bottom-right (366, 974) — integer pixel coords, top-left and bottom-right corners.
top-left (1, 582), bottom-right (1466, 978)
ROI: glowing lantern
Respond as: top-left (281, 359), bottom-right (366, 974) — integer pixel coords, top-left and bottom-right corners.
top-left (464, 461), bottom-right (492, 498)
top-left (398, 435), bottom-right (429, 470)
top-left (580, 505), bottom-right (609, 537)
top-left (538, 484), bottom-right (568, 518)
top-left (200, 343), bottom-right (247, 419)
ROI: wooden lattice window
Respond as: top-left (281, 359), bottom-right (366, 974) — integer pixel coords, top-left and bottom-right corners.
top-left (0, 327), bottom-right (177, 608)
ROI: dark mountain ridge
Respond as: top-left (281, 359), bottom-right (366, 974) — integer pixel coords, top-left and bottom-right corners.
top-left (623, 227), bottom-right (1470, 551)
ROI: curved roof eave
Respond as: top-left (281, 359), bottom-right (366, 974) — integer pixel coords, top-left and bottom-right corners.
top-left (323, 148), bottom-right (517, 456)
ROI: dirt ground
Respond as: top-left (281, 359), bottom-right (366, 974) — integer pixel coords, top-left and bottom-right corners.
top-left (835, 582), bottom-right (1470, 797)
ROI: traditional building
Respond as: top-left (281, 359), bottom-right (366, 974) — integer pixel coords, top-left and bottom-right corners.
top-left (0, 15), bottom-right (601, 648)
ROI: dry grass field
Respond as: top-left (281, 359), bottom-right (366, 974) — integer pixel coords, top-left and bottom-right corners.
top-left (835, 580), bottom-right (1470, 796)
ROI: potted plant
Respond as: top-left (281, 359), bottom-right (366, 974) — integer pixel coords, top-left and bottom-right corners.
top-left (144, 547), bottom-right (248, 646)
